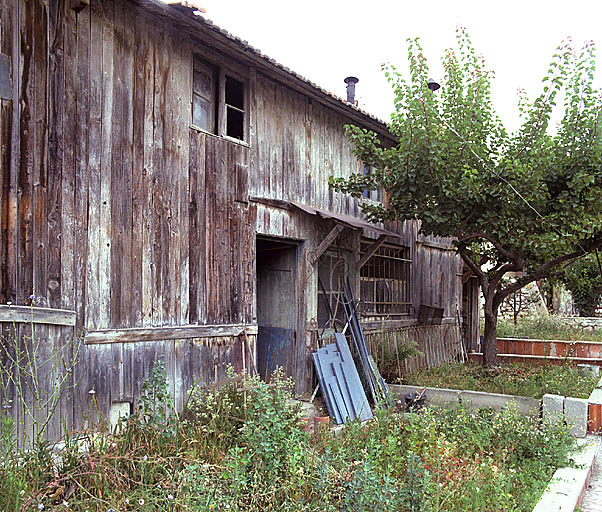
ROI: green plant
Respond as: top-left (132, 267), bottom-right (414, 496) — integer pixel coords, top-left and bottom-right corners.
top-left (560, 253), bottom-right (602, 317)
top-left (0, 300), bottom-right (82, 448)
top-left (374, 338), bottom-right (422, 383)
top-left (496, 315), bottom-right (602, 342)
top-left (331, 30), bottom-right (602, 366)
top-left (404, 361), bottom-right (599, 399)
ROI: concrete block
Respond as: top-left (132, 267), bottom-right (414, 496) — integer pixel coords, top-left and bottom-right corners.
top-left (533, 436), bottom-right (600, 512)
top-left (578, 363), bottom-right (600, 378)
top-left (388, 384), bottom-right (460, 410)
top-left (542, 394), bottom-right (565, 423)
top-left (460, 390), bottom-right (540, 417)
top-left (564, 397), bottom-right (588, 438)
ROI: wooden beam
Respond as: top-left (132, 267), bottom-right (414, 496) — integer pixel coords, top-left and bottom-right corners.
top-left (310, 224), bottom-right (345, 265)
top-left (248, 196), bottom-right (291, 210)
top-left (417, 240), bottom-right (457, 251)
top-left (358, 234), bottom-right (387, 269)
top-left (85, 323), bottom-right (259, 344)
top-left (0, 305), bottom-right (77, 326)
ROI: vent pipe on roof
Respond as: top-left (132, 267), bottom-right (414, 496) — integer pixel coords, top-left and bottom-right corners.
top-left (344, 76), bottom-right (359, 104)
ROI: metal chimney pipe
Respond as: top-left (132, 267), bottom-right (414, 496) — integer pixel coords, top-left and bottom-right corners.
top-left (344, 76), bottom-right (359, 104)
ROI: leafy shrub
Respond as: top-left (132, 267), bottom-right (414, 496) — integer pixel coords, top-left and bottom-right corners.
top-left (404, 361), bottom-right (599, 399)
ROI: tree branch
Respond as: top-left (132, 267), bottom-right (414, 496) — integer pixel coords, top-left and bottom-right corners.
top-left (458, 232), bottom-right (520, 268)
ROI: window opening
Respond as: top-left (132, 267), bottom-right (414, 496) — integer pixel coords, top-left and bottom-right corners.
top-left (192, 59), bottom-right (216, 132)
top-left (317, 251), bottom-right (347, 330)
top-left (362, 164), bottom-right (384, 202)
top-left (225, 75), bottom-right (245, 140)
top-left (360, 240), bottom-right (411, 316)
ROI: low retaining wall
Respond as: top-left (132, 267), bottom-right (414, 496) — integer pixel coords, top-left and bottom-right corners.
top-left (556, 316), bottom-right (602, 330)
top-left (388, 384), bottom-right (540, 417)
top-left (469, 337), bottom-right (602, 366)
top-left (498, 337), bottom-right (602, 359)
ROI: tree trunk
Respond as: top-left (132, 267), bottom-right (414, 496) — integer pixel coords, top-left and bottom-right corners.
top-left (482, 307), bottom-right (498, 366)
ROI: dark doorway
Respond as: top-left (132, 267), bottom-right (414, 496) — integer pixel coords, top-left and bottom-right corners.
top-left (256, 237), bottom-right (298, 382)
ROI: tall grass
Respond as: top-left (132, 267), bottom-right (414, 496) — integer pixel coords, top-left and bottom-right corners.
top-left (496, 315), bottom-right (602, 342)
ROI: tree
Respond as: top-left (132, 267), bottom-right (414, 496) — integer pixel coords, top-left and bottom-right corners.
top-left (560, 252), bottom-right (602, 317)
top-left (499, 280), bottom-right (544, 327)
top-left (330, 30), bottom-right (602, 365)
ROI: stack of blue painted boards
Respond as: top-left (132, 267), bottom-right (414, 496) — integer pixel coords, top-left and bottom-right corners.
top-left (312, 333), bottom-right (373, 424)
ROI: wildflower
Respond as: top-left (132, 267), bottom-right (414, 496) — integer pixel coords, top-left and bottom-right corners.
top-left (62, 502), bottom-right (69, 507)
top-left (168, 494), bottom-right (174, 500)
top-left (29, 294), bottom-right (35, 300)
top-left (88, 389), bottom-right (96, 395)
top-left (6, 301), bottom-right (11, 305)
top-left (38, 504), bottom-right (44, 511)
top-left (125, 498), bottom-right (129, 504)
top-left (139, 499), bottom-right (145, 506)
top-left (107, 509), bottom-right (116, 512)
top-left (143, 455), bottom-right (148, 461)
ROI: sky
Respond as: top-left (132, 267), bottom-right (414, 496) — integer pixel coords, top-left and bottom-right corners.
top-left (198, 0), bottom-right (601, 133)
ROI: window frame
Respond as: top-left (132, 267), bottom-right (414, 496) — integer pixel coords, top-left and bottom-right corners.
top-left (361, 163), bottom-right (384, 204)
top-left (359, 239), bottom-right (411, 317)
top-left (191, 56), bottom-right (250, 144)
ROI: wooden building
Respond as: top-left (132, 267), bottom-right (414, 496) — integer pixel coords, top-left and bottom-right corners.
top-left (0, 0), bottom-right (476, 441)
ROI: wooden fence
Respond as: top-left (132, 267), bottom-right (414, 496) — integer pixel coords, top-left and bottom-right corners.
top-left (365, 324), bottom-right (464, 375)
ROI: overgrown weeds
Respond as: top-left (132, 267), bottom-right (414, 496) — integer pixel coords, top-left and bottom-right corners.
top-left (496, 315), bottom-right (602, 342)
top-left (404, 361), bottom-right (599, 399)
top-left (0, 363), bottom-right (577, 511)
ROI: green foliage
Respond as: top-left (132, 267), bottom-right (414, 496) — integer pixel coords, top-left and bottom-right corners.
top-left (1, 367), bottom-right (578, 511)
top-left (373, 338), bottom-right (423, 383)
top-left (404, 361), bottom-right (599, 399)
top-left (497, 314), bottom-right (602, 341)
top-left (330, 29), bottom-right (602, 363)
top-left (560, 253), bottom-right (602, 316)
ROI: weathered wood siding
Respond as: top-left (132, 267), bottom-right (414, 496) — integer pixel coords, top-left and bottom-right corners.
top-left (0, 0), bottom-right (466, 441)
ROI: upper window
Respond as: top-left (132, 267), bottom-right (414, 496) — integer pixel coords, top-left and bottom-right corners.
top-left (362, 164), bottom-right (384, 202)
top-left (192, 60), bottom-right (217, 132)
top-left (192, 58), bottom-right (247, 142)
top-left (360, 240), bottom-right (411, 316)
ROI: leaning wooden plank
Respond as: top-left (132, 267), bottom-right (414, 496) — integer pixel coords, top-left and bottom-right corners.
top-left (0, 305), bottom-right (76, 326)
top-left (332, 361), bottom-right (355, 422)
top-left (334, 333), bottom-right (373, 421)
top-left (85, 324), bottom-right (259, 344)
top-left (312, 348), bottom-right (336, 421)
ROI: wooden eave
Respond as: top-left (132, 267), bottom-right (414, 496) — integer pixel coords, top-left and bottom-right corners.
top-left (132, 0), bottom-right (396, 144)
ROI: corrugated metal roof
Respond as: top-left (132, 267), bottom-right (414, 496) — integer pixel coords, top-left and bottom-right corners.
top-left (159, 1), bottom-right (391, 133)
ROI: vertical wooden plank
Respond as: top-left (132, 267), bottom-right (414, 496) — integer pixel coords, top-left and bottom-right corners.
top-left (109, 0), bottom-right (124, 328)
top-left (130, 5), bottom-right (145, 328)
top-left (31, 0), bottom-right (48, 307)
top-left (151, 20), bottom-right (165, 326)
top-left (86, 0), bottom-right (103, 330)
top-left (3, 0), bottom-right (19, 307)
top-left (74, 0), bottom-right (90, 329)
top-left (98, 0), bottom-right (113, 328)
top-left (176, 37), bottom-right (190, 325)
top-left (141, 10), bottom-right (154, 327)
top-left (18, 0), bottom-right (34, 304)
top-left (204, 136), bottom-right (216, 323)
top-left (188, 131), bottom-right (206, 325)
top-left (120, 0), bottom-right (134, 328)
